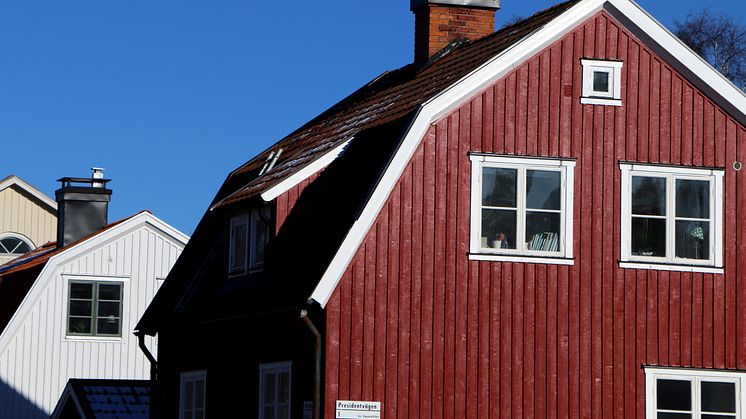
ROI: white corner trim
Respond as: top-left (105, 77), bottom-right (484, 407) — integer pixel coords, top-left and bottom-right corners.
top-left (580, 97), bottom-right (623, 106)
top-left (308, 0), bottom-right (746, 308)
top-left (260, 138), bottom-right (353, 202)
top-left (619, 261), bottom-right (724, 274)
top-left (468, 254), bottom-right (575, 265)
top-left (308, 0), bottom-right (605, 308)
top-left (0, 175), bottom-right (57, 211)
top-left (0, 211), bottom-right (188, 357)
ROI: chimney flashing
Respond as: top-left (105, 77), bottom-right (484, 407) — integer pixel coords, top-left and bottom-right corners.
top-left (410, 0), bottom-right (500, 11)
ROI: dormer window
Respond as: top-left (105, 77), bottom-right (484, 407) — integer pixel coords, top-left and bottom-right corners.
top-left (581, 59), bottom-right (623, 106)
top-left (229, 207), bottom-right (271, 275)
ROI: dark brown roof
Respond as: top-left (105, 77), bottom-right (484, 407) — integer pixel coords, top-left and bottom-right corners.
top-left (212, 0), bottom-right (581, 209)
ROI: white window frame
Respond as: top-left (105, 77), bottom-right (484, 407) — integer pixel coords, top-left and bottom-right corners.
top-left (0, 233), bottom-right (34, 255)
top-left (180, 370), bottom-right (207, 419)
top-left (469, 155), bottom-right (575, 265)
top-left (259, 361), bottom-right (292, 419)
top-left (620, 163), bottom-right (724, 273)
top-left (581, 59), bottom-right (623, 106)
top-left (645, 367), bottom-right (745, 419)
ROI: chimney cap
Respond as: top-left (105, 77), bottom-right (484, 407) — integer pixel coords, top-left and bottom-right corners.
top-left (411, 0), bottom-right (500, 11)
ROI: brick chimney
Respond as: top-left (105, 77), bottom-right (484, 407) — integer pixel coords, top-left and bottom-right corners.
top-left (412, 0), bottom-right (500, 65)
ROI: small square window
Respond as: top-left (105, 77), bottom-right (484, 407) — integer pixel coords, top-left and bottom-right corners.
top-left (469, 155), bottom-right (576, 265)
top-left (67, 281), bottom-right (123, 337)
top-left (620, 163), bottom-right (724, 273)
top-left (581, 59), bottom-right (623, 106)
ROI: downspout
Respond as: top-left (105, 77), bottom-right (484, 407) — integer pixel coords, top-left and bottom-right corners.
top-left (136, 331), bottom-right (158, 381)
top-left (300, 309), bottom-right (321, 419)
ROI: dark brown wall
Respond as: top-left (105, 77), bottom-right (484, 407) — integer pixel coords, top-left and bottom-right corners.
top-left (324, 11), bottom-right (746, 419)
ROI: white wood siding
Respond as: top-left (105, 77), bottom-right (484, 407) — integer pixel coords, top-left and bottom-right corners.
top-left (0, 185), bottom-right (56, 265)
top-left (0, 220), bottom-right (184, 417)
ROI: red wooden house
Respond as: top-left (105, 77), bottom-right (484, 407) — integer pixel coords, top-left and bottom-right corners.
top-left (136, 0), bottom-right (746, 417)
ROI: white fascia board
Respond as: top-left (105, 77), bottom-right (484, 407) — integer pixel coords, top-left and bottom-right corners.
top-left (0, 211), bottom-right (187, 355)
top-left (309, 0), bottom-right (746, 308)
top-left (260, 139), bottom-right (353, 202)
top-left (0, 175), bottom-right (57, 211)
top-left (308, 0), bottom-right (606, 308)
top-left (606, 0), bottom-right (746, 124)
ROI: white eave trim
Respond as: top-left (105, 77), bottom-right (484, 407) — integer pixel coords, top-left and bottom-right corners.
top-left (308, 0), bottom-right (746, 307)
top-left (260, 138), bottom-right (353, 202)
top-left (0, 175), bottom-right (57, 211)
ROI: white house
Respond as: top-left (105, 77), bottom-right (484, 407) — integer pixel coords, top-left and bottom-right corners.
top-left (0, 171), bottom-right (188, 418)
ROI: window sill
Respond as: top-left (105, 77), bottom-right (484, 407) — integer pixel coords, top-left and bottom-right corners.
top-left (469, 253), bottom-right (574, 266)
top-left (581, 97), bottom-right (622, 106)
top-left (619, 261), bottom-right (723, 274)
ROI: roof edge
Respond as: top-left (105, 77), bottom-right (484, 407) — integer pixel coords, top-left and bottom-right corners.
top-left (0, 175), bottom-right (57, 211)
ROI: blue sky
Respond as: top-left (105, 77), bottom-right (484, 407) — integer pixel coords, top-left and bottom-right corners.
top-left (1, 0), bottom-right (744, 235)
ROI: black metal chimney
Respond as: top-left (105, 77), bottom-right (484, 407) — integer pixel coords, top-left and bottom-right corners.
top-left (55, 168), bottom-right (112, 248)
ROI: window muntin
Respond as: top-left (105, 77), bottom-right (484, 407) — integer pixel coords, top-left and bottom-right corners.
top-left (470, 155), bottom-right (575, 263)
top-left (180, 371), bottom-right (207, 419)
top-left (581, 59), bottom-right (623, 106)
top-left (259, 362), bottom-right (291, 419)
top-left (67, 281), bottom-right (123, 337)
top-left (646, 369), bottom-right (741, 419)
top-left (621, 164), bottom-right (724, 269)
top-left (0, 234), bottom-right (33, 255)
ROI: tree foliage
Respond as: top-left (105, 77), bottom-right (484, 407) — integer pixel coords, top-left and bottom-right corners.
top-left (674, 9), bottom-right (746, 89)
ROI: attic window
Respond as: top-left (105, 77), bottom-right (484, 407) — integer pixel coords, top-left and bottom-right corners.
top-left (0, 234), bottom-right (33, 255)
top-left (228, 207), bottom-right (271, 275)
top-left (581, 59), bottom-right (623, 106)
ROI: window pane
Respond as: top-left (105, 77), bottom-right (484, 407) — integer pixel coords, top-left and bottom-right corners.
top-left (194, 411), bottom-right (204, 419)
top-left (96, 318), bottom-right (120, 335)
top-left (264, 373), bottom-right (276, 403)
top-left (676, 179), bottom-right (710, 219)
top-left (701, 416), bottom-right (736, 419)
top-left (279, 404), bottom-right (289, 419)
top-left (264, 407), bottom-right (276, 419)
top-left (98, 284), bottom-right (121, 301)
top-left (252, 214), bottom-right (268, 266)
top-left (481, 209), bottom-right (516, 250)
top-left (658, 414), bottom-right (691, 419)
top-left (632, 176), bottom-right (667, 216)
top-left (701, 381), bottom-right (736, 413)
top-left (70, 283), bottom-right (93, 299)
top-left (631, 218), bottom-right (667, 257)
top-left (183, 412), bottom-right (193, 419)
top-left (525, 212), bottom-right (560, 252)
top-left (675, 221), bottom-right (710, 260)
top-left (482, 168), bottom-right (517, 208)
top-left (195, 380), bottom-right (206, 409)
top-left (184, 382), bottom-right (194, 411)
top-left (98, 301), bottom-right (121, 317)
top-left (657, 379), bottom-right (692, 410)
top-left (68, 317), bottom-right (92, 334)
top-left (526, 170), bottom-right (561, 210)
top-left (231, 221), bottom-right (247, 270)
top-left (69, 300), bottom-right (92, 316)
top-left (279, 372), bottom-right (290, 403)
top-left (593, 71), bottom-right (610, 93)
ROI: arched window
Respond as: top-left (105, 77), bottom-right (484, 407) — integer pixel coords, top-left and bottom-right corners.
top-left (0, 234), bottom-right (34, 255)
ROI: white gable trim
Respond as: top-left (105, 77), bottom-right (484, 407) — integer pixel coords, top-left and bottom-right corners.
top-left (0, 175), bottom-right (57, 211)
top-left (309, 0), bottom-right (746, 307)
top-left (0, 211), bottom-right (188, 355)
top-left (260, 138), bottom-right (353, 202)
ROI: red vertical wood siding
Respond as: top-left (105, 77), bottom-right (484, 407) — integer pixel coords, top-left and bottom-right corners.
top-left (321, 11), bottom-right (746, 418)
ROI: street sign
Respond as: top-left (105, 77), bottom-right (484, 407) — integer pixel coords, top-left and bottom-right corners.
top-left (335, 400), bottom-right (381, 419)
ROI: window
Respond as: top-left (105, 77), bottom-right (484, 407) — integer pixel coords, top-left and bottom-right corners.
top-left (620, 164), bottom-right (724, 273)
top-left (229, 207), bottom-right (271, 275)
top-left (581, 59), bottom-right (623, 106)
top-left (259, 362), bottom-right (291, 419)
top-left (646, 368), bottom-right (743, 419)
top-left (469, 155), bottom-right (575, 265)
top-left (67, 281), bottom-right (123, 337)
top-left (180, 370), bottom-right (206, 419)
top-left (0, 234), bottom-right (33, 255)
